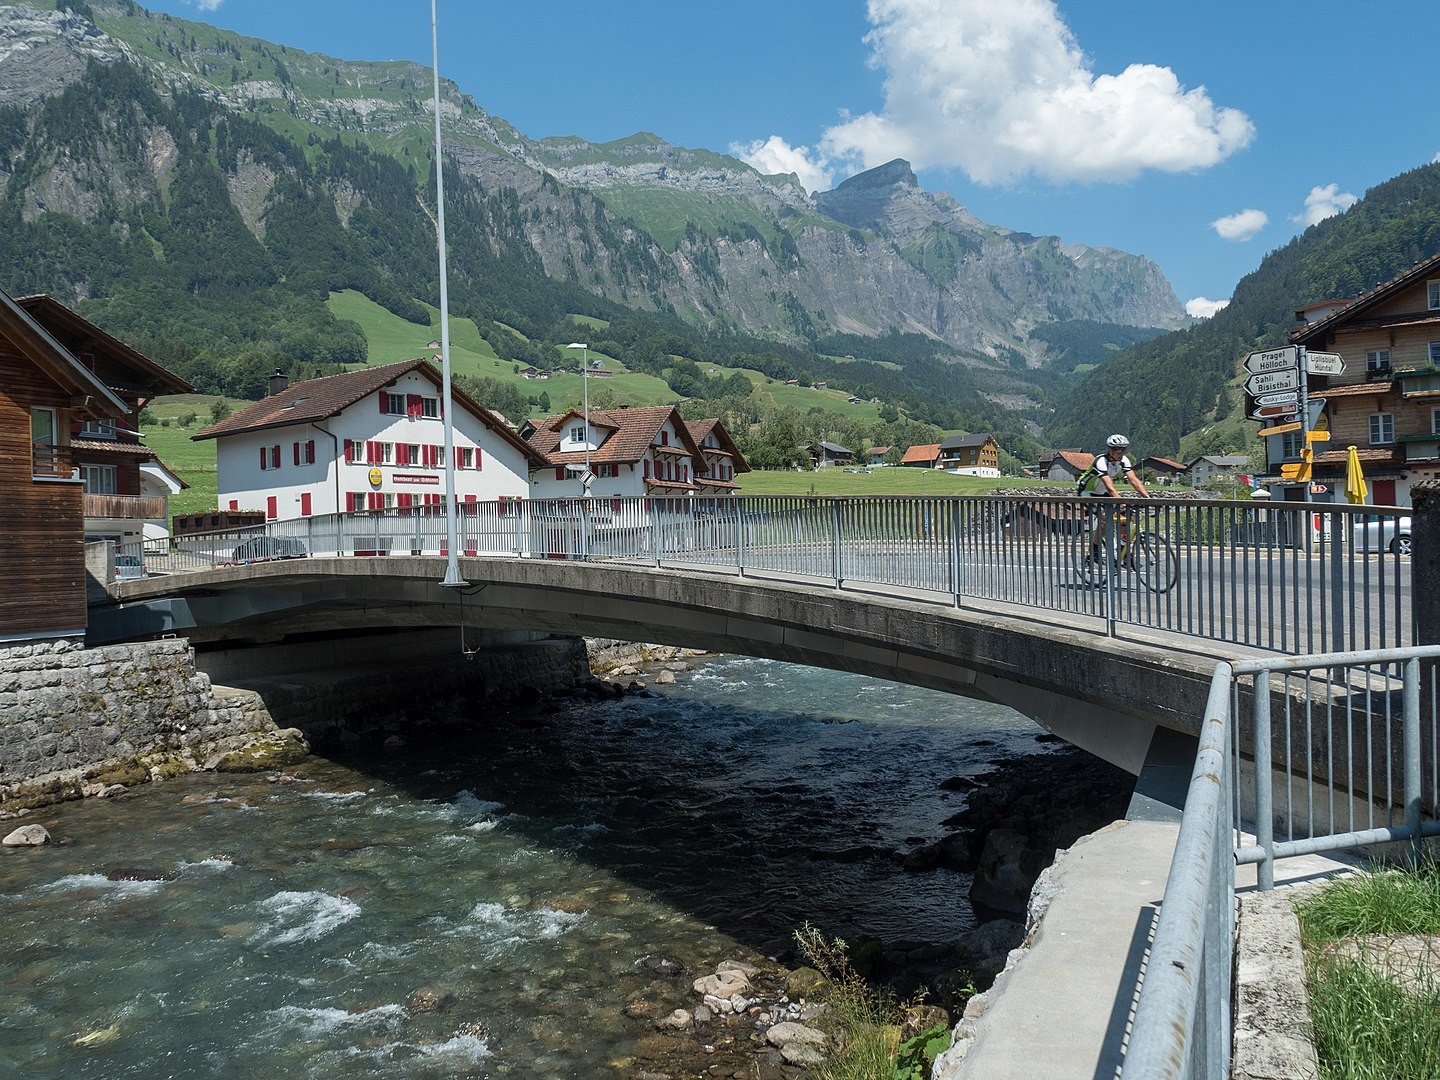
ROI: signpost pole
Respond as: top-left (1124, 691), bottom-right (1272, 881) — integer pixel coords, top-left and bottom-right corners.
top-left (1299, 346), bottom-right (1311, 507)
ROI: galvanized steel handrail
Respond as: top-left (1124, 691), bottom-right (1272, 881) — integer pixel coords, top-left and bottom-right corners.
top-left (117, 493), bottom-right (1415, 656)
top-left (1124, 645), bottom-right (1440, 1079)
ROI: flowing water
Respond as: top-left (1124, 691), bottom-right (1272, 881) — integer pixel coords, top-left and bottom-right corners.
top-left (0, 655), bottom-right (1053, 1078)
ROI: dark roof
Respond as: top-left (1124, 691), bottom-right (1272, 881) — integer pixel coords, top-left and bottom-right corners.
top-left (940, 433), bottom-right (995, 450)
top-left (0, 288), bottom-right (128, 418)
top-left (1292, 252), bottom-right (1440, 348)
top-left (527, 405), bottom-right (703, 467)
top-left (191, 358), bottom-right (544, 464)
top-left (17, 295), bottom-right (193, 397)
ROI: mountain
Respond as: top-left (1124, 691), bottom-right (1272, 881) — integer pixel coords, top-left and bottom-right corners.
top-left (1046, 162), bottom-right (1440, 457)
top-left (0, 0), bottom-right (1185, 450)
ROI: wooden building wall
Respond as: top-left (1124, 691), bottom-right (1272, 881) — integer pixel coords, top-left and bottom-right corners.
top-left (0, 352), bottom-right (87, 639)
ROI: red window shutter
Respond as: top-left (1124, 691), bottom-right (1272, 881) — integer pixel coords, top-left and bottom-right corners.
top-left (260, 447), bottom-right (267, 470)
top-left (306, 440), bottom-right (315, 464)
top-left (344, 439), bottom-right (355, 463)
top-left (229, 499), bottom-right (239, 511)
top-left (398, 493), bottom-right (412, 508)
top-left (644, 459), bottom-right (650, 478)
top-left (300, 492), bottom-right (312, 516)
top-left (407, 394), bottom-right (422, 418)
top-left (369, 492), bottom-right (381, 511)
top-left (555, 466), bottom-right (565, 480)
top-left (475, 447), bottom-right (483, 469)
top-left (293, 442), bottom-right (300, 467)
top-left (464, 493), bottom-right (477, 504)
top-left (660, 431), bottom-right (668, 445)
top-left (379, 393), bottom-right (387, 414)
top-left (266, 495), bottom-right (277, 519)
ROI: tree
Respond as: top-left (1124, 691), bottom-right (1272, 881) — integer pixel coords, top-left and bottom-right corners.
top-left (209, 400), bottom-right (231, 423)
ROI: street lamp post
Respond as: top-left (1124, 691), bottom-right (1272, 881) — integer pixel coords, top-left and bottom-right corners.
top-left (430, 0), bottom-right (464, 587)
top-left (567, 342), bottom-right (590, 492)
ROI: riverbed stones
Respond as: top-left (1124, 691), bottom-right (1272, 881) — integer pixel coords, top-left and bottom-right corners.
top-left (2, 824), bottom-right (49, 845)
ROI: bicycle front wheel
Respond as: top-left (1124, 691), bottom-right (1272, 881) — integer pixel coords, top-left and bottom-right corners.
top-left (1070, 528), bottom-right (1106, 587)
top-left (1131, 533), bottom-right (1177, 594)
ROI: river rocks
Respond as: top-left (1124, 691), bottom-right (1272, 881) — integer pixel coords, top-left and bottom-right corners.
top-left (2, 824), bottom-right (50, 846)
top-left (406, 984), bottom-right (453, 1013)
top-left (765, 1020), bottom-right (829, 1064)
top-left (969, 828), bottom-right (1050, 913)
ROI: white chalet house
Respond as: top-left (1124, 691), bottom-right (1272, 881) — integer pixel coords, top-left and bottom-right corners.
top-left (192, 359), bottom-right (543, 520)
top-left (524, 405), bottom-right (712, 499)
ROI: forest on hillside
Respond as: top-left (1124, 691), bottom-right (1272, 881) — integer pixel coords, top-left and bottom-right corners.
top-left (1047, 163), bottom-right (1440, 456)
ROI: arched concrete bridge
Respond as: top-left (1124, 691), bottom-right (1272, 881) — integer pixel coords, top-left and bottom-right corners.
top-left (94, 554), bottom-right (1226, 781)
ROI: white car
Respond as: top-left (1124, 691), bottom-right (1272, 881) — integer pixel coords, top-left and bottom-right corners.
top-left (1352, 513), bottom-right (1412, 555)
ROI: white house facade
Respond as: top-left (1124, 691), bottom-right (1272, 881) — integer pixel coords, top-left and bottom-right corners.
top-left (194, 360), bottom-right (542, 521)
top-left (525, 405), bottom-right (707, 500)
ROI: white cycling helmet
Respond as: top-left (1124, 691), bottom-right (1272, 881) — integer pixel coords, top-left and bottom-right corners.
top-left (1105, 434), bottom-right (1130, 449)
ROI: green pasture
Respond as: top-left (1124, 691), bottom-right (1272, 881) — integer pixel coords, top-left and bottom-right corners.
top-left (736, 467), bottom-right (1049, 497)
top-left (140, 395), bottom-right (236, 518)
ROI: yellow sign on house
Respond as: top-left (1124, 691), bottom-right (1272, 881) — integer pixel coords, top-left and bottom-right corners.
top-left (368, 467), bottom-right (383, 488)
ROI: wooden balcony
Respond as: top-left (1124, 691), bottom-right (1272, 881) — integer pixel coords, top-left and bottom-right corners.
top-left (83, 493), bottom-right (168, 520)
top-left (31, 443), bottom-right (70, 478)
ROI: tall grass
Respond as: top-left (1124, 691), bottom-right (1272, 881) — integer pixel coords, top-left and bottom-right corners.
top-left (1297, 863), bottom-right (1440, 1080)
top-left (793, 926), bottom-right (953, 1080)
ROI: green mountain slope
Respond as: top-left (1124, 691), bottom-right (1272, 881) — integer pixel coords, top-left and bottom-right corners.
top-left (1047, 163), bottom-right (1440, 457)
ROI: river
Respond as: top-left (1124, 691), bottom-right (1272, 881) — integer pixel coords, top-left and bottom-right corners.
top-left (0, 654), bottom-right (1059, 1078)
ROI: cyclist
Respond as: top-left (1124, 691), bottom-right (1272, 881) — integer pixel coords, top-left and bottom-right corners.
top-left (1076, 434), bottom-right (1150, 578)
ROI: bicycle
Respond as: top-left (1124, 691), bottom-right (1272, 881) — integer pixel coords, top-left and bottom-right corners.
top-left (1071, 504), bottom-right (1178, 594)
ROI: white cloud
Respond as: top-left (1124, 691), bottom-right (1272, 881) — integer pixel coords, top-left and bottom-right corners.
top-left (801, 0), bottom-right (1255, 186)
top-left (1211, 208), bottom-right (1268, 242)
top-left (1295, 183), bottom-right (1357, 227)
top-left (733, 135), bottom-right (835, 194)
top-left (1186, 296), bottom-right (1229, 319)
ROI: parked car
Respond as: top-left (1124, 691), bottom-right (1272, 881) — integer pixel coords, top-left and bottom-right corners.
top-left (114, 554), bottom-right (148, 581)
top-left (1352, 513), bottom-right (1411, 555)
top-left (231, 536), bottom-right (309, 563)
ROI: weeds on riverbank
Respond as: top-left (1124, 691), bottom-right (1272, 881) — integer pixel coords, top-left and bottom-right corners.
top-left (793, 925), bottom-right (952, 1080)
top-left (1297, 862), bottom-right (1440, 1080)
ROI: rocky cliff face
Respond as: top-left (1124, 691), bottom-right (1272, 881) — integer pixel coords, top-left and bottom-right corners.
top-left (0, 2), bottom-right (1185, 364)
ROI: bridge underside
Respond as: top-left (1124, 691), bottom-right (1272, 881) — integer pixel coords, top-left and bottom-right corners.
top-left (95, 557), bottom-right (1223, 776)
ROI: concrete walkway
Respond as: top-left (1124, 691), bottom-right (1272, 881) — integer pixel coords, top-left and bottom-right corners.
top-left (933, 821), bottom-right (1354, 1080)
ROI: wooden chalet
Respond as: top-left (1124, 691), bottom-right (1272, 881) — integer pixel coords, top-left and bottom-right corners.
top-left (1, 289), bottom-right (130, 642)
top-left (18, 295), bottom-right (194, 544)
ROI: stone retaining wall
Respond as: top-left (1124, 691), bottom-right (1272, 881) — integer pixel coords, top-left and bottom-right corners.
top-left (0, 638), bottom-right (274, 808)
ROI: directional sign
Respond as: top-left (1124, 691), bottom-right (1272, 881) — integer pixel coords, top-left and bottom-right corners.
top-left (1280, 462), bottom-right (1312, 480)
top-left (1306, 430), bottom-right (1331, 442)
top-left (1305, 351), bottom-right (1346, 376)
top-left (1245, 368), bottom-right (1301, 396)
top-left (1310, 484), bottom-right (1328, 495)
top-left (1253, 391), bottom-right (1300, 408)
top-left (1256, 421), bottom-right (1302, 437)
top-left (1243, 346), bottom-right (1299, 376)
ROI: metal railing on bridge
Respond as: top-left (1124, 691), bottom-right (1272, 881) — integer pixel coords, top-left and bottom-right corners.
top-left (119, 494), bottom-right (1415, 655)
top-left (1124, 646), bottom-right (1440, 1079)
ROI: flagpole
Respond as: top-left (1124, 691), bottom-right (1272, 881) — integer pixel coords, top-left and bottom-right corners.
top-left (431, 0), bottom-right (465, 587)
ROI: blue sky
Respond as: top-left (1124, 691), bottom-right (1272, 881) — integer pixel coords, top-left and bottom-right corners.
top-left (145, 0), bottom-right (1440, 318)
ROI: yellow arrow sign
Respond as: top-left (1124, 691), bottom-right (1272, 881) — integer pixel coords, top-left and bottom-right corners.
top-left (1279, 462), bottom-right (1312, 480)
top-left (1306, 430), bottom-right (1331, 442)
top-left (1256, 421), bottom-right (1302, 437)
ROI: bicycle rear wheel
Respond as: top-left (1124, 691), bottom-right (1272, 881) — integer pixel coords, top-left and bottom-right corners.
top-left (1131, 533), bottom-right (1178, 594)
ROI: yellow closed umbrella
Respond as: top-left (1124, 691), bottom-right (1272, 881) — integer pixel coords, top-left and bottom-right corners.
top-left (1344, 445), bottom-right (1368, 504)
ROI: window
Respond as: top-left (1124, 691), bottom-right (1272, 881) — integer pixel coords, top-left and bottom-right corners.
top-left (292, 440), bottom-right (315, 466)
top-left (1432, 407), bottom-right (1440, 436)
top-left (259, 445), bottom-right (281, 470)
top-left (1366, 349), bottom-right (1392, 374)
top-left (458, 447), bottom-right (475, 469)
top-left (569, 424), bottom-right (585, 443)
top-left (80, 463), bottom-right (117, 494)
top-left (80, 418), bottom-right (117, 439)
top-left (1280, 430), bottom-right (1304, 459)
top-left (1430, 341), bottom-right (1440, 366)
top-left (1369, 413), bottom-right (1395, 445)
top-left (384, 392), bottom-right (406, 415)
top-left (420, 397), bottom-right (439, 419)
top-left (1430, 280), bottom-right (1440, 311)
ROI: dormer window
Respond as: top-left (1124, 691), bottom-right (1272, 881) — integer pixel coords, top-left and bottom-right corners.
top-left (569, 424), bottom-right (585, 443)
top-left (80, 418), bottom-right (117, 440)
